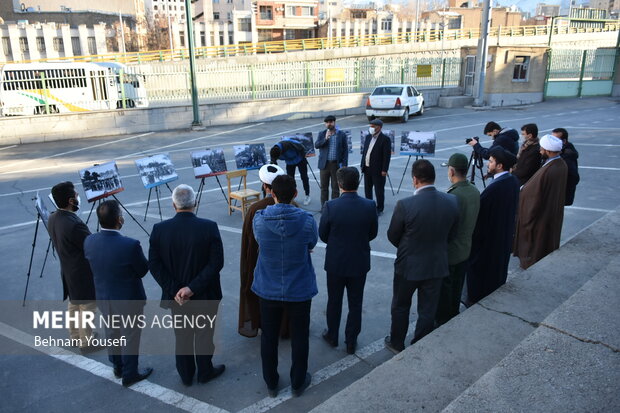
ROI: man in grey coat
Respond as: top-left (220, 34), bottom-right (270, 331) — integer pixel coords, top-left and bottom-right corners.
top-left (385, 160), bottom-right (459, 353)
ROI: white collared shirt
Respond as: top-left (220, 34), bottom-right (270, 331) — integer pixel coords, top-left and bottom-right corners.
top-left (542, 155), bottom-right (561, 167)
top-left (492, 171), bottom-right (509, 180)
top-left (100, 228), bottom-right (121, 234)
top-left (365, 134), bottom-right (379, 167)
top-left (414, 184), bottom-right (435, 195)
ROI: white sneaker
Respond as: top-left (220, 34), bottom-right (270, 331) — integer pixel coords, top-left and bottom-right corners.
top-left (303, 195), bottom-right (311, 206)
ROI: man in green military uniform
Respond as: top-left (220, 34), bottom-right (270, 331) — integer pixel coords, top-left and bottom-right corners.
top-left (435, 153), bottom-right (480, 325)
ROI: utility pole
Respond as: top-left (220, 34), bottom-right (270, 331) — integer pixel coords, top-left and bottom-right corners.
top-left (473, 0), bottom-right (491, 107)
top-left (414, 0), bottom-right (420, 40)
top-left (168, 14), bottom-right (174, 52)
top-left (119, 10), bottom-right (126, 54)
top-left (185, 0), bottom-right (203, 129)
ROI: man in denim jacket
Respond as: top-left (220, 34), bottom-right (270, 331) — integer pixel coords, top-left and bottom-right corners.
top-left (252, 174), bottom-right (318, 398)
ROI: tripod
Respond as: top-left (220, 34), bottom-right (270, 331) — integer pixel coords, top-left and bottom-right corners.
top-left (144, 183), bottom-right (173, 222)
top-left (305, 159), bottom-right (321, 190)
top-left (23, 213), bottom-right (54, 306)
top-left (468, 151), bottom-right (487, 188)
top-left (196, 175), bottom-right (229, 215)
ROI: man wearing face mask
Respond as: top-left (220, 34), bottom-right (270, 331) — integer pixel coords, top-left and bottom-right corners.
top-left (361, 119), bottom-right (391, 216)
top-left (466, 148), bottom-right (519, 305)
top-left (48, 181), bottom-right (98, 350)
top-left (513, 135), bottom-right (568, 270)
top-left (315, 115), bottom-right (349, 207)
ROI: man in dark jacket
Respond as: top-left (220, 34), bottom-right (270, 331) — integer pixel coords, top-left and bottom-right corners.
top-left (252, 175), bottom-right (318, 398)
top-left (513, 123), bottom-right (541, 186)
top-left (361, 119), bottom-right (391, 215)
top-left (315, 115), bottom-right (349, 207)
top-left (271, 138), bottom-right (311, 205)
top-left (48, 181), bottom-right (97, 349)
top-left (468, 121), bottom-right (520, 158)
top-left (553, 128), bottom-right (580, 205)
top-left (84, 200), bottom-right (152, 387)
top-left (149, 184), bottom-right (225, 386)
top-left (319, 167), bottom-right (378, 354)
top-left (467, 147), bottom-right (520, 303)
top-left (385, 160), bottom-right (459, 353)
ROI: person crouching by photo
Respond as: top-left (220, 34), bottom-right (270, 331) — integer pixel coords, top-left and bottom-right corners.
top-left (252, 175), bottom-right (318, 398)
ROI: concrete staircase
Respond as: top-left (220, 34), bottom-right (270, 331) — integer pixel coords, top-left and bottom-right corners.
top-left (311, 209), bottom-right (620, 412)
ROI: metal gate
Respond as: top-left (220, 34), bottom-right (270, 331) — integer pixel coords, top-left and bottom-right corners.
top-left (464, 55), bottom-right (476, 96)
top-left (544, 47), bottom-right (618, 99)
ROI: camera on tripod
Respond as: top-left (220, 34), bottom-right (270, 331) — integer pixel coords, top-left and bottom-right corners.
top-left (465, 136), bottom-right (480, 144)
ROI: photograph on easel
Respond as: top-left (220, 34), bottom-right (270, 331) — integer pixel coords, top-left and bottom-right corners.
top-left (281, 133), bottom-right (316, 157)
top-left (360, 130), bottom-right (395, 154)
top-left (342, 130), bottom-right (353, 154)
top-left (135, 153), bottom-right (178, 189)
top-left (191, 149), bottom-right (227, 178)
top-left (34, 194), bottom-right (52, 231)
top-left (400, 131), bottom-right (437, 156)
top-left (78, 161), bottom-right (124, 202)
top-left (233, 144), bottom-right (267, 170)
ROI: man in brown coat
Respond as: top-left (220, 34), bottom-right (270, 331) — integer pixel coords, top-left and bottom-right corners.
top-left (512, 123), bottom-right (541, 186)
top-left (238, 164), bottom-right (286, 337)
top-left (513, 134), bottom-right (568, 269)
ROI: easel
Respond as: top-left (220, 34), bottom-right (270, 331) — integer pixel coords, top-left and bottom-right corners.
top-left (195, 174), bottom-right (229, 215)
top-left (144, 183), bottom-right (173, 222)
top-left (397, 155), bottom-right (424, 194)
top-left (305, 159), bottom-right (321, 190)
top-left (86, 195), bottom-right (150, 236)
top-left (23, 207), bottom-right (55, 306)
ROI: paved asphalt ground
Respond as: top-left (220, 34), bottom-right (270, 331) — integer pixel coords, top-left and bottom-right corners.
top-left (0, 97), bottom-right (618, 412)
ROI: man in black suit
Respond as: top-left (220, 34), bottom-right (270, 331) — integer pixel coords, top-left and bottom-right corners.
top-left (148, 184), bottom-right (225, 386)
top-left (84, 200), bottom-right (152, 387)
top-left (385, 160), bottom-right (459, 353)
top-left (48, 181), bottom-right (98, 350)
top-left (315, 115), bottom-right (349, 207)
top-left (319, 167), bottom-right (378, 354)
top-left (361, 119), bottom-right (391, 216)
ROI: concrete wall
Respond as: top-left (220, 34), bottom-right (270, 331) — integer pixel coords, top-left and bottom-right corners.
top-left (0, 86), bottom-right (457, 145)
top-left (613, 53), bottom-right (620, 97)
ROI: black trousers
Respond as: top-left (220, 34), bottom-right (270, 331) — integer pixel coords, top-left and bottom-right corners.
top-left (171, 302), bottom-right (217, 384)
top-left (435, 260), bottom-right (468, 326)
top-left (320, 160), bottom-right (340, 206)
top-left (100, 301), bottom-right (143, 380)
top-left (259, 298), bottom-right (311, 390)
top-left (325, 273), bottom-right (367, 345)
top-left (286, 159), bottom-right (310, 196)
top-left (390, 273), bottom-right (443, 348)
top-left (363, 172), bottom-right (386, 211)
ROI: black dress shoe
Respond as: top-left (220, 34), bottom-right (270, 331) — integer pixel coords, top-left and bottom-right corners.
top-left (321, 330), bottom-right (337, 348)
top-left (377, 210), bottom-right (384, 217)
top-left (384, 336), bottom-right (404, 355)
top-left (122, 367), bottom-right (153, 387)
top-left (197, 364), bottom-right (225, 384)
top-left (346, 341), bottom-right (356, 355)
top-left (113, 366), bottom-right (122, 379)
top-left (292, 372), bottom-right (312, 397)
top-left (267, 386), bottom-right (278, 398)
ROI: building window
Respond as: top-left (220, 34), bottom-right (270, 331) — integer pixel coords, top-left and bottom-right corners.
top-left (154, 5), bottom-right (158, 10)
top-left (286, 5), bottom-right (296, 16)
top-left (87, 37), bottom-right (96, 55)
top-left (53, 37), bottom-right (64, 52)
top-left (238, 18), bottom-right (251, 32)
top-left (179, 31), bottom-right (185, 47)
top-left (300, 6), bottom-right (314, 16)
top-left (200, 31), bottom-right (206, 46)
top-left (381, 19), bottom-right (392, 31)
top-left (36, 37), bottom-right (45, 52)
top-left (19, 38), bottom-right (29, 52)
top-left (513, 56), bottom-right (530, 81)
top-left (214, 12), bottom-right (220, 20)
top-left (227, 12), bottom-right (231, 20)
top-left (260, 6), bottom-right (273, 20)
top-left (2, 37), bottom-right (12, 56)
top-left (219, 31), bottom-right (224, 45)
top-left (71, 37), bottom-right (80, 55)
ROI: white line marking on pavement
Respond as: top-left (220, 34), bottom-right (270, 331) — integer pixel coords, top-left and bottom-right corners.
top-left (0, 132), bottom-right (154, 172)
top-left (0, 321), bottom-right (230, 413)
top-left (565, 126), bottom-right (620, 130)
top-left (0, 145), bottom-right (17, 151)
top-left (580, 166), bottom-right (620, 171)
top-left (566, 206), bottom-right (613, 213)
top-left (574, 143), bottom-right (620, 147)
top-left (117, 124), bottom-right (264, 160)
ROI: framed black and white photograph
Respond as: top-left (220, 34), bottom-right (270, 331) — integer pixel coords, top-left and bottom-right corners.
top-left (400, 131), bottom-right (437, 156)
top-left (360, 130), bottom-right (395, 155)
top-left (34, 193), bottom-right (52, 231)
top-left (234, 144), bottom-right (267, 170)
top-left (282, 133), bottom-right (315, 157)
top-left (78, 161), bottom-right (124, 202)
top-left (134, 153), bottom-right (178, 189)
top-left (342, 130), bottom-right (353, 154)
top-left (191, 149), bottom-right (228, 178)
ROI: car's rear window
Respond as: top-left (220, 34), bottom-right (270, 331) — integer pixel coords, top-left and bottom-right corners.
top-left (372, 87), bottom-right (403, 96)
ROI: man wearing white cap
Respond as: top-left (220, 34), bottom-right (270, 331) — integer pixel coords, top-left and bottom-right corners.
top-left (513, 134), bottom-right (568, 269)
top-left (239, 164), bottom-right (287, 337)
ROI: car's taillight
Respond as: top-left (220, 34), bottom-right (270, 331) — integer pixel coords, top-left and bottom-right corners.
top-left (395, 98), bottom-right (401, 108)
top-left (366, 98), bottom-right (371, 108)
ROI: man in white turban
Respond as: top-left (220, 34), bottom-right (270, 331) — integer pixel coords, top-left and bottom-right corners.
top-left (513, 135), bottom-right (568, 269)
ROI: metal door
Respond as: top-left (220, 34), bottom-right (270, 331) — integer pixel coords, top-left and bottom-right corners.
top-left (464, 55), bottom-right (476, 96)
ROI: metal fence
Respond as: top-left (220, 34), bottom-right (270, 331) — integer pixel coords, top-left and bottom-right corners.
top-left (136, 51), bottom-right (462, 105)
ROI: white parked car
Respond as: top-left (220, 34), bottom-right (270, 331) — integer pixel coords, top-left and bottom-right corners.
top-left (366, 84), bottom-right (424, 123)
